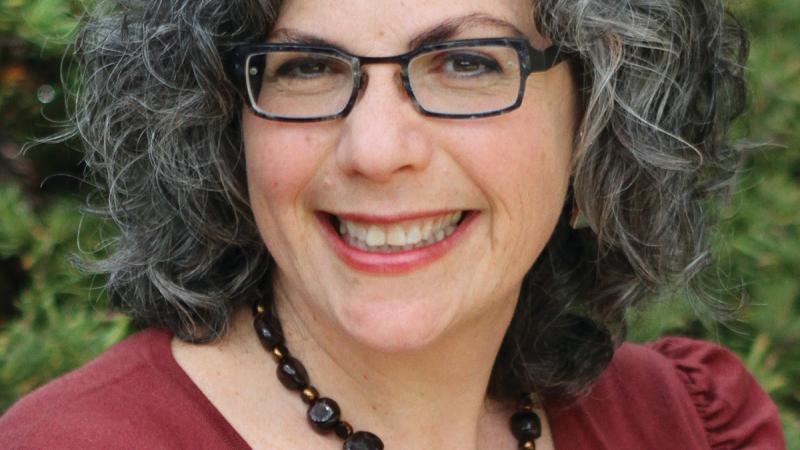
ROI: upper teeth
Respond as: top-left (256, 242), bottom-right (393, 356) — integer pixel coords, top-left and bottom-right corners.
top-left (338, 212), bottom-right (463, 251)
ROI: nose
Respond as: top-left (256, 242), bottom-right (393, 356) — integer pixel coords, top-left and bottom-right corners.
top-left (335, 66), bottom-right (433, 182)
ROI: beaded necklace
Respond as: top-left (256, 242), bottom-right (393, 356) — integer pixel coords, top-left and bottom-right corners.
top-left (253, 303), bottom-right (543, 449)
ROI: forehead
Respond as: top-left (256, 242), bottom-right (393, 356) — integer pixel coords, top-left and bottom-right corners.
top-left (272, 0), bottom-right (540, 53)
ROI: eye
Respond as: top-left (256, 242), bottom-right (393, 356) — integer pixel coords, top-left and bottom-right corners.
top-left (441, 52), bottom-right (503, 77)
top-left (275, 57), bottom-right (338, 78)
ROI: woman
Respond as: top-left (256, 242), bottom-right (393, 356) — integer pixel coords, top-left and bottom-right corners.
top-left (0, 0), bottom-right (785, 448)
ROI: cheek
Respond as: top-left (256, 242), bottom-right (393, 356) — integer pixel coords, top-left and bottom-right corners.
top-left (242, 117), bottom-right (329, 207)
top-left (453, 115), bottom-right (572, 218)
top-left (242, 118), bottom-right (336, 270)
top-left (445, 106), bottom-right (573, 270)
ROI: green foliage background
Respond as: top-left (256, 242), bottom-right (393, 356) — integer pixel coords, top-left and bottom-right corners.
top-left (0, 0), bottom-right (797, 445)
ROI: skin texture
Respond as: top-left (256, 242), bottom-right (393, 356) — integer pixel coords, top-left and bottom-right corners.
top-left (175, 0), bottom-right (577, 448)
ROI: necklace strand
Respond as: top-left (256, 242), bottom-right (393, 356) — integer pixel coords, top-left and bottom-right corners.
top-left (253, 303), bottom-right (542, 449)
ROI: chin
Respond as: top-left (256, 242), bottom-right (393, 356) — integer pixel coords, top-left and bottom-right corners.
top-left (332, 294), bottom-right (455, 353)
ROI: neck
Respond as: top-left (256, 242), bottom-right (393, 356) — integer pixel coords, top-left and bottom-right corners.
top-left (235, 283), bottom-right (520, 450)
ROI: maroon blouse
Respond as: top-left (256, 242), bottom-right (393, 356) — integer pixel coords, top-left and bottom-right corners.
top-left (0, 329), bottom-right (785, 449)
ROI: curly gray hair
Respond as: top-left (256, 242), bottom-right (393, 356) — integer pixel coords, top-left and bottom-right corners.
top-left (67, 0), bottom-right (748, 399)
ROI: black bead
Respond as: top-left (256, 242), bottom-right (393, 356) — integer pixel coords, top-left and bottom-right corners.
top-left (510, 411), bottom-right (542, 442)
top-left (343, 431), bottom-right (384, 450)
top-left (334, 420), bottom-right (353, 439)
top-left (254, 314), bottom-right (284, 350)
top-left (276, 356), bottom-right (309, 390)
top-left (307, 397), bottom-right (341, 432)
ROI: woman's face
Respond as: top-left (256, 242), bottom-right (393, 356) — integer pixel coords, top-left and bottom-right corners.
top-left (243, 0), bottom-right (578, 351)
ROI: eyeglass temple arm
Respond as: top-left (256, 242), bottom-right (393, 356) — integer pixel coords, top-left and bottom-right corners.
top-left (526, 44), bottom-right (570, 74)
top-left (224, 48), bottom-right (247, 93)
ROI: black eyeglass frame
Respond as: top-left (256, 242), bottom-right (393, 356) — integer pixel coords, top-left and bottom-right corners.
top-left (228, 37), bottom-right (568, 122)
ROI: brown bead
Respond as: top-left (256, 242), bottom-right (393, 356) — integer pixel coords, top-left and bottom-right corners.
top-left (519, 441), bottom-right (536, 450)
top-left (516, 393), bottom-right (535, 411)
top-left (301, 386), bottom-right (319, 404)
top-left (272, 343), bottom-right (288, 362)
top-left (276, 356), bottom-right (309, 390)
top-left (334, 420), bottom-right (353, 439)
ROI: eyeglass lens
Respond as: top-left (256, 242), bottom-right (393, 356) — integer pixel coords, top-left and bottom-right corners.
top-left (408, 46), bottom-right (521, 115)
top-left (245, 44), bottom-right (523, 120)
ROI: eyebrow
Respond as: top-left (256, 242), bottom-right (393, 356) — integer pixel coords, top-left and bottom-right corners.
top-left (269, 13), bottom-right (527, 51)
top-left (409, 13), bottom-right (526, 49)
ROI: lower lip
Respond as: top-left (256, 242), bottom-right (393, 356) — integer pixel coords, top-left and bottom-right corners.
top-left (317, 212), bottom-right (478, 274)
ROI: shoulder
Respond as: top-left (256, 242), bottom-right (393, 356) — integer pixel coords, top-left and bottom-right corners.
top-left (641, 337), bottom-right (785, 449)
top-left (552, 337), bottom-right (784, 449)
top-left (0, 329), bottom-right (243, 449)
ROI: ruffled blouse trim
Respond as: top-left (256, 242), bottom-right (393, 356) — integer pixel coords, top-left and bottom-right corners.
top-left (646, 337), bottom-right (784, 450)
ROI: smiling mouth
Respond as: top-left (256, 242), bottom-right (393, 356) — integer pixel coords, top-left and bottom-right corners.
top-left (326, 211), bottom-right (470, 253)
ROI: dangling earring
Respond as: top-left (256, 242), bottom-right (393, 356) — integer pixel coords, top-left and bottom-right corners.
top-left (569, 200), bottom-right (589, 230)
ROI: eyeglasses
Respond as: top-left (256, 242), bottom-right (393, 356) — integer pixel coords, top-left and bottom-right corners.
top-left (229, 37), bottom-right (567, 122)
